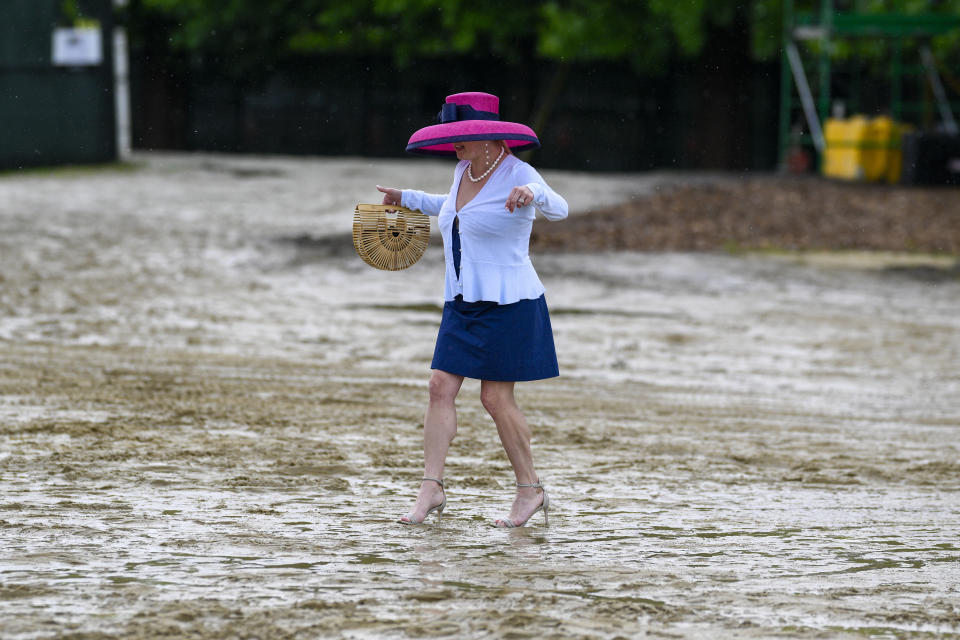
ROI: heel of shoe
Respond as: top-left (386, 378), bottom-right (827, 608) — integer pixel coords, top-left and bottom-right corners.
top-left (501, 478), bottom-right (549, 528)
top-left (542, 487), bottom-right (549, 526)
top-left (399, 476), bottom-right (446, 525)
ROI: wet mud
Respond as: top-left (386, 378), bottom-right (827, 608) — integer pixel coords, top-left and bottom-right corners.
top-left (1, 154), bottom-right (959, 638)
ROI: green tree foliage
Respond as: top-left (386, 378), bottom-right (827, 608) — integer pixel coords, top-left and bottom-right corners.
top-left (133, 0), bottom-right (960, 76)
top-left (133, 0), bottom-right (786, 75)
top-left (132, 0), bottom-right (310, 79)
top-left (284, 1), bottom-right (544, 65)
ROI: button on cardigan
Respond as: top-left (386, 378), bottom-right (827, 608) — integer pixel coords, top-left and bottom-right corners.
top-left (401, 155), bottom-right (568, 304)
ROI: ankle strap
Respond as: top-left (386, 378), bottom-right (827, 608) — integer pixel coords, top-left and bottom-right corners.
top-left (516, 479), bottom-right (542, 488)
top-left (423, 476), bottom-right (444, 488)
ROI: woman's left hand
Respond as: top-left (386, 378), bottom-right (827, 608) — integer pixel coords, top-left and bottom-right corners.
top-left (505, 186), bottom-right (535, 213)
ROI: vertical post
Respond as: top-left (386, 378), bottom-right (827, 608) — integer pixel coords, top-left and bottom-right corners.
top-left (818, 0), bottom-right (832, 126)
top-left (99, 0), bottom-right (118, 163)
top-left (891, 37), bottom-right (903, 120)
top-left (816, 0), bottom-right (832, 171)
top-left (113, 0), bottom-right (131, 159)
top-left (778, 0), bottom-right (795, 169)
top-left (850, 47), bottom-right (860, 115)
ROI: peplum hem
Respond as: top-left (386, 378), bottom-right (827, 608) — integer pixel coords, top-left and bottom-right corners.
top-left (445, 260), bottom-right (546, 305)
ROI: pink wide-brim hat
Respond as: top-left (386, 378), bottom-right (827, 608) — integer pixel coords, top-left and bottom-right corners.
top-left (406, 92), bottom-right (540, 156)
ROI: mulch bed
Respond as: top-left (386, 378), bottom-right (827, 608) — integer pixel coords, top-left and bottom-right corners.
top-left (530, 176), bottom-right (960, 254)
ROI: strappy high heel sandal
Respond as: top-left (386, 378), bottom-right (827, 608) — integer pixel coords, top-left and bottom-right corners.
top-left (398, 476), bottom-right (446, 525)
top-left (494, 479), bottom-right (549, 528)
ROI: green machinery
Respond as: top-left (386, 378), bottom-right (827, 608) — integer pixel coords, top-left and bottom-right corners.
top-left (778, 0), bottom-right (960, 168)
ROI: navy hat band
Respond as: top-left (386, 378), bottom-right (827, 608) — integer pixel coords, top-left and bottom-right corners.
top-left (438, 103), bottom-right (500, 124)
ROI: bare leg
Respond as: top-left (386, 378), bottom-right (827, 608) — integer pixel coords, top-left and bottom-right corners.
top-left (480, 380), bottom-right (545, 525)
top-left (400, 369), bottom-right (464, 523)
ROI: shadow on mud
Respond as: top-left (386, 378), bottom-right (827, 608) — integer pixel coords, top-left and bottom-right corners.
top-left (275, 233), bottom-right (356, 265)
top-left (882, 261), bottom-right (960, 282)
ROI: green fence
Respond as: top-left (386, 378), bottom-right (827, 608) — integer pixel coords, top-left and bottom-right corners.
top-left (0, 0), bottom-right (116, 170)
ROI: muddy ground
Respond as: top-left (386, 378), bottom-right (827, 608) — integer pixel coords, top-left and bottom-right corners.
top-left (530, 176), bottom-right (960, 254)
top-left (1, 153), bottom-right (959, 639)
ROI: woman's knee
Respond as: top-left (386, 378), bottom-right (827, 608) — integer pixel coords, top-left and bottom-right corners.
top-left (480, 382), bottom-right (514, 417)
top-left (428, 370), bottom-right (461, 405)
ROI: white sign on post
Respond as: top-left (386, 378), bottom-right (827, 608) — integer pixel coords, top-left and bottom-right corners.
top-left (52, 27), bottom-right (103, 66)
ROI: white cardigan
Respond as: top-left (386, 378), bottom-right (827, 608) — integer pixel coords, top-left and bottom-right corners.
top-left (401, 155), bottom-right (568, 304)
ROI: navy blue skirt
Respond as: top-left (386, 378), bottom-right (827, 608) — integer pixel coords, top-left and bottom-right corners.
top-left (431, 294), bottom-right (560, 381)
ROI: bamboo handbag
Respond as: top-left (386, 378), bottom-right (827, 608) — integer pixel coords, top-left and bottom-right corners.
top-left (352, 204), bottom-right (431, 270)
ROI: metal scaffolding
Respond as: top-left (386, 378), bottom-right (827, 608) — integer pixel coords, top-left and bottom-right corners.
top-left (778, 0), bottom-right (960, 168)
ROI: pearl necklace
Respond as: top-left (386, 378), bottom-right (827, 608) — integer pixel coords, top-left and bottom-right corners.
top-left (467, 147), bottom-right (505, 183)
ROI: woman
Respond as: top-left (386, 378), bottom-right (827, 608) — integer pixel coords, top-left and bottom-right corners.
top-left (376, 92), bottom-right (568, 527)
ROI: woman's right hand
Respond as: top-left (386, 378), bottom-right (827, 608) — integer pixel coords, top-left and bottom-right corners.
top-left (376, 185), bottom-right (402, 207)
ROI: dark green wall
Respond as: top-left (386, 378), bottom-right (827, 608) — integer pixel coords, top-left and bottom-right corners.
top-left (0, 0), bottom-right (116, 170)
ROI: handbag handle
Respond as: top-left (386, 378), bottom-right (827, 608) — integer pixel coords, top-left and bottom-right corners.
top-left (355, 203), bottom-right (417, 215)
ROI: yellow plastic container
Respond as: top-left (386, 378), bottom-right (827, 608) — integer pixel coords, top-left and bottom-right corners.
top-left (863, 116), bottom-right (898, 182)
top-left (823, 116), bottom-right (869, 180)
top-left (886, 122), bottom-right (912, 184)
top-left (822, 115), bottom-right (904, 183)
